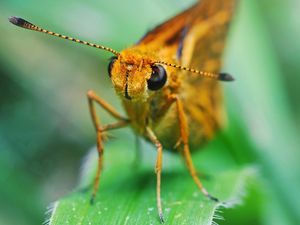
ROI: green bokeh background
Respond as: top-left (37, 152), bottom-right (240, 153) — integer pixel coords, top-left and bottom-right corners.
top-left (0, 0), bottom-right (299, 224)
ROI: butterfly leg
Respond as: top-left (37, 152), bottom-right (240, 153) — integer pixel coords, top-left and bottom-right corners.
top-left (146, 127), bottom-right (164, 223)
top-left (172, 95), bottom-right (219, 202)
top-left (87, 90), bottom-right (130, 204)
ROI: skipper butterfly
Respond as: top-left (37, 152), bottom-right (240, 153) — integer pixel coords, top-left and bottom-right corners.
top-left (9, 0), bottom-right (236, 222)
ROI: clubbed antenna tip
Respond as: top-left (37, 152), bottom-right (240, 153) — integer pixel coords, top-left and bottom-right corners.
top-left (9, 16), bottom-right (27, 27)
top-left (219, 73), bottom-right (235, 82)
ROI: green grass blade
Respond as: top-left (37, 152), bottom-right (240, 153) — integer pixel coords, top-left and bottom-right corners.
top-left (46, 140), bottom-right (256, 225)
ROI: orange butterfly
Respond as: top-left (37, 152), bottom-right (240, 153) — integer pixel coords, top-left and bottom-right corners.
top-left (9, 0), bottom-right (236, 222)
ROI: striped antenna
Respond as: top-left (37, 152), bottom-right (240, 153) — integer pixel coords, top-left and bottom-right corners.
top-left (9, 16), bottom-right (119, 56)
top-left (156, 61), bottom-right (234, 82)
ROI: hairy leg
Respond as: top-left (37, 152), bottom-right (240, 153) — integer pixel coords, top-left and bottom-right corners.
top-left (87, 90), bottom-right (129, 203)
top-left (146, 127), bottom-right (164, 223)
top-left (172, 95), bottom-right (219, 202)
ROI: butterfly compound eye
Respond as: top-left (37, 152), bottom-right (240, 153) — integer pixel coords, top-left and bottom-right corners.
top-left (148, 65), bottom-right (167, 91)
top-left (108, 56), bottom-right (118, 77)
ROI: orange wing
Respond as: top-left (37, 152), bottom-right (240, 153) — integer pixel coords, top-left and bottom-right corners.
top-left (137, 2), bottom-right (197, 48)
top-left (138, 0), bottom-right (236, 73)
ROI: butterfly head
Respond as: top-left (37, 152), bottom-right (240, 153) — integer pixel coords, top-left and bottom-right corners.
top-left (108, 47), bottom-right (167, 101)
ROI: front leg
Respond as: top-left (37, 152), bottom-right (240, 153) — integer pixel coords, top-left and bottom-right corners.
top-left (87, 90), bottom-right (130, 203)
top-left (146, 127), bottom-right (164, 223)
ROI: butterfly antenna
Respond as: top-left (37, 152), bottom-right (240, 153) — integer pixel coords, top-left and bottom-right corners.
top-left (156, 61), bottom-right (234, 81)
top-left (9, 16), bottom-right (119, 56)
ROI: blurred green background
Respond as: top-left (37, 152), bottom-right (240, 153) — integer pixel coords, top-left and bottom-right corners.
top-left (0, 0), bottom-right (299, 224)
